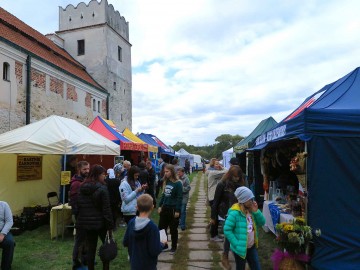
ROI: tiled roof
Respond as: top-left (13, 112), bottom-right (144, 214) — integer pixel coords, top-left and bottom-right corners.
top-left (0, 7), bottom-right (104, 91)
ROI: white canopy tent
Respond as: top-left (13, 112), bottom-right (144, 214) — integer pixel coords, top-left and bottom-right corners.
top-left (0, 115), bottom-right (120, 213)
top-left (222, 147), bottom-right (234, 169)
top-left (0, 115), bottom-right (120, 155)
top-left (177, 148), bottom-right (194, 167)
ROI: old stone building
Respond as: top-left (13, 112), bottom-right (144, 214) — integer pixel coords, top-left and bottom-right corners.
top-left (0, 0), bottom-right (132, 134)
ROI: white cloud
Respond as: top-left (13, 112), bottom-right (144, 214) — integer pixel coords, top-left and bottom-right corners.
top-left (2, 0), bottom-right (360, 145)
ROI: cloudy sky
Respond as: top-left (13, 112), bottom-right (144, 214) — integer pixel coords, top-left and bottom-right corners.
top-left (2, 0), bottom-right (360, 146)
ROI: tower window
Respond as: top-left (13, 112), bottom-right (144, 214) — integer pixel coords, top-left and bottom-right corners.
top-left (97, 101), bottom-right (100, 113)
top-left (3, 62), bottom-right (10, 81)
top-left (113, 82), bottom-right (116, 91)
top-left (118, 46), bottom-right (122, 62)
top-left (121, 114), bottom-right (123, 121)
top-left (124, 89), bottom-right (126, 95)
top-left (78, 40), bottom-right (85, 55)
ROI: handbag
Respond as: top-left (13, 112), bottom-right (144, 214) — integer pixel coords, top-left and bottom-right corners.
top-left (99, 230), bottom-right (118, 262)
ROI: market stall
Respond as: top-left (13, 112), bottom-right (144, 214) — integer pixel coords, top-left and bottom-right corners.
top-left (0, 115), bottom-right (119, 214)
top-left (138, 133), bottom-right (175, 162)
top-left (250, 67), bottom-right (360, 269)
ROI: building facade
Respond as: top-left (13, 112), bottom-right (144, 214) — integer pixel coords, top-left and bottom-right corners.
top-left (56, 0), bottom-right (132, 130)
top-left (0, 0), bottom-right (132, 134)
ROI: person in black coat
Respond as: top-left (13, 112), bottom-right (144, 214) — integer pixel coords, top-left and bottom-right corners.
top-left (145, 160), bottom-right (157, 207)
top-left (211, 165), bottom-right (245, 269)
top-left (76, 164), bottom-right (114, 270)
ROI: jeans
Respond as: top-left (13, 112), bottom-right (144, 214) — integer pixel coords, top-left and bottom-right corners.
top-left (233, 246), bottom-right (261, 270)
top-left (179, 202), bottom-right (187, 229)
top-left (0, 232), bottom-right (15, 270)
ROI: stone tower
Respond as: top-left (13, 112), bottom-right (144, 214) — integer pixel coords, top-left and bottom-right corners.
top-left (56, 0), bottom-right (132, 130)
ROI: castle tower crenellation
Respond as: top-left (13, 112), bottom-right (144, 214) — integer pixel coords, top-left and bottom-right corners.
top-left (57, 0), bottom-right (132, 130)
top-left (59, 0), bottom-right (129, 41)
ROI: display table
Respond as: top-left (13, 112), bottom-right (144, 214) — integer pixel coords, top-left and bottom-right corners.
top-left (262, 200), bottom-right (294, 234)
top-left (50, 203), bottom-right (72, 240)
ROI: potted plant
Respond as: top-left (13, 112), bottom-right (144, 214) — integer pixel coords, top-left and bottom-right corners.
top-left (272, 217), bottom-right (312, 270)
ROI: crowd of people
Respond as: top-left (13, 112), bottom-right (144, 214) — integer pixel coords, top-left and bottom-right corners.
top-left (65, 157), bottom-right (191, 270)
top-left (0, 156), bottom-right (265, 270)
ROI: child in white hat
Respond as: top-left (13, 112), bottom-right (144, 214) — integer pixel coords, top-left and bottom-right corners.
top-left (223, 187), bottom-right (265, 270)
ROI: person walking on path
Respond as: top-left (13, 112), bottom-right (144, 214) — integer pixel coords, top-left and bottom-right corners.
top-left (206, 159), bottom-right (227, 241)
top-left (211, 165), bottom-right (245, 269)
top-left (224, 187), bottom-right (265, 270)
top-left (158, 164), bottom-right (183, 255)
top-left (177, 167), bottom-right (191, 231)
top-left (76, 165), bottom-right (114, 270)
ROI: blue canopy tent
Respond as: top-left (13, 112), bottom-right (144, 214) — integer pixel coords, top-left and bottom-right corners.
top-left (251, 67), bottom-right (360, 269)
top-left (138, 133), bottom-right (175, 161)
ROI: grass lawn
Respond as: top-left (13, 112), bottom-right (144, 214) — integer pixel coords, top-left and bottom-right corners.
top-left (12, 172), bottom-right (277, 270)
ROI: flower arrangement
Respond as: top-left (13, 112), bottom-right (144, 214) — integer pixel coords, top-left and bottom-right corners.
top-left (289, 152), bottom-right (307, 174)
top-left (275, 217), bottom-right (312, 254)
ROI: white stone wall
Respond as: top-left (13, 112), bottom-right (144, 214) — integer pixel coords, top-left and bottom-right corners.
top-left (0, 42), bottom-right (107, 135)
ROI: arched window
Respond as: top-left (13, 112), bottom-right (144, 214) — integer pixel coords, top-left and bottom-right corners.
top-left (92, 99), bottom-right (96, 111)
top-left (3, 62), bottom-right (10, 81)
top-left (113, 82), bottom-right (116, 91)
top-left (97, 101), bottom-right (100, 113)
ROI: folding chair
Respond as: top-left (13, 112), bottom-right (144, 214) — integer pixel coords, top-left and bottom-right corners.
top-left (47, 192), bottom-right (59, 208)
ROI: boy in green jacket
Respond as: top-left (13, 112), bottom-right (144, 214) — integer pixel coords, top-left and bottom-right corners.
top-left (224, 187), bottom-right (265, 270)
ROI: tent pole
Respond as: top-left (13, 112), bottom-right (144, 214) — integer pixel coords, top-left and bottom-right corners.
top-left (63, 155), bottom-right (67, 204)
top-left (304, 141), bottom-right (308, 223)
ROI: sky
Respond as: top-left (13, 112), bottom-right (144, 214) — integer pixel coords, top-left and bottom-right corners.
top-left (2, 0), bottom-right (360, 146)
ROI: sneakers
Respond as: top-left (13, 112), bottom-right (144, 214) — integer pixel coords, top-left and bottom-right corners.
top-left (169, 249), bottom-right (176, 255)
top-left (221, 253), bottom-right (231, 270)
top-left (162, 243), bottom-right (169, 250)
top-left (210, 235), bottom-right (224, 242)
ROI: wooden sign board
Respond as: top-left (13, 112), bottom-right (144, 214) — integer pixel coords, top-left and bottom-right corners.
top-left (17, 155), bottom-right (42, 181)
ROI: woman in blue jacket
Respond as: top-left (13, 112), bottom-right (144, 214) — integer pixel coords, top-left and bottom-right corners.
top-left (224, 187), bottom-right (265, 270)
top-left (119, 166), bottom-right (146, 224)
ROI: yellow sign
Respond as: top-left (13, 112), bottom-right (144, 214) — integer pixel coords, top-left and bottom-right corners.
top-left (61, 171), bottom-right (71, 185)
top-left (17, 155), bottom-right (43, 181)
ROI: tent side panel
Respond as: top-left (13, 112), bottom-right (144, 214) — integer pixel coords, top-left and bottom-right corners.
top-left (0, 154), bottom-right (61, 214)
top-left (308, 137), bottom-right (360, 269)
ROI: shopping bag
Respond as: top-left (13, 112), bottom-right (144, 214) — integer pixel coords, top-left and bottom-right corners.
top-left (99, 230), bottom-right (118, 262)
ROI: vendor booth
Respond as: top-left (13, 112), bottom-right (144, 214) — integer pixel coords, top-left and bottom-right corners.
top-left (0, 115), bottom-right (119, 238)
top-left (177, 148), bottom-right (194, 168)
top-left (250, 67), bottom-right (360, 269)
top-left (138, 133), bottom-right (175, 162)
top-left (234, 117), bottom-right (278, 202)
top-left (88, 116), bottom-right (148, 166)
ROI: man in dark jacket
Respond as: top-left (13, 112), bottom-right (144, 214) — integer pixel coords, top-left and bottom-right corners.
top-left (76, 165), bottom-right (113, 270)
top-left (138, 161), bottom-right (149, 186)
top-left (145, 160), bottom-right (157, 207)
top-left (69, 160), bottom-right (89, 269)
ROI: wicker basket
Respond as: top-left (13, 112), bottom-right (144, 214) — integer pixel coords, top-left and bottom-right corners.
top-left (297, 174), bottom-right (306, 189)
top-left (279, 257), bottom-right (305, 270)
